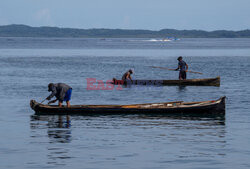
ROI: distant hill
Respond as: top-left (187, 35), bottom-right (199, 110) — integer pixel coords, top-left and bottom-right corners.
top-left (0, 24), bottom-right (250, 38)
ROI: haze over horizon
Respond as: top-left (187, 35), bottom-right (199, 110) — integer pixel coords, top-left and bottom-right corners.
top-left (1, 0), bottom-right (250, 31)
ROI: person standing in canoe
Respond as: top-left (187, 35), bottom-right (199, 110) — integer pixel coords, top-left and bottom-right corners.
top-left (46, 83), bottom-right (72, 107)
top-left (176, 56), bottom-right (188, 80)
top-left (122, 69), bottom-right (133, 81)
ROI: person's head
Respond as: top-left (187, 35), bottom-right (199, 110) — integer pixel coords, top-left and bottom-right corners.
top-left (48, 83), bottom-right (54, 92)
top-left (177, 56), bottom-right (183, 61)
top-left (129, 69), bottom-right (133, 74)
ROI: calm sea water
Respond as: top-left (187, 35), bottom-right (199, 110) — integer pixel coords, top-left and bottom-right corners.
top-left (0, 38), bottom-right (250, 169)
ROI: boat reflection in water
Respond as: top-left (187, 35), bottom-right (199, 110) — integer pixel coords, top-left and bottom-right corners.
top-left (30, 115), bottom-right (71, 143)
top-left (30, 114), bottom-right (225, 167)
top-left (30, 115), bottom-right (72, 166)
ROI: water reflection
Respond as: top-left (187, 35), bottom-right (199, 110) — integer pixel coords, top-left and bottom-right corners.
top-left (30, 115), bottom-right (72, 166)
top-left (31, 115), bottom-right (72, 143)
top-left (30, 114), bottom-right (226, 167)
top-left (178, 85), bottom-right (187, 92)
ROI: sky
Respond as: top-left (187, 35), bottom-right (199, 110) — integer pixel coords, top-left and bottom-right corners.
top-left (0, 0), bottom-right (249, 31)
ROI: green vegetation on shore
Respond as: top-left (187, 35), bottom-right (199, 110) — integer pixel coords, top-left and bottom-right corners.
top-left (0, 24), bottom-right (250, 38)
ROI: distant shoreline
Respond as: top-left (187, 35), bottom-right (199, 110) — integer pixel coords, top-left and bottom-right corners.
top-left (1, 24), bottom-right (250, 38)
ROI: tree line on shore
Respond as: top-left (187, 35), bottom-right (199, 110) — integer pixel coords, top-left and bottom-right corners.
top-left (0, 24), bottom-right (250, 38)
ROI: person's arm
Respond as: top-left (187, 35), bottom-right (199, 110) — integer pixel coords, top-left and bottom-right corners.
top-left (125, 73), bottom-right (131, 80)
top-left (175, 64), bottom-right (180, 71)
top-left (48, 99), bottom-right (58, 104)
top-left (46, 86), bottom-right (57, 100)
top-left (128, 74), bottom-right (132, 80)
top-left (185, 63), bottom-right (189, 72)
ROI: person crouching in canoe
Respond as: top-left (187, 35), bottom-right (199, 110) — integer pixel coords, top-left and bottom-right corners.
top-left (175, 56), bottom-right (188, 80)
top-left (46, 83), bottom-right (72, 107)
top-left (122, 69), bottom-right (133, 82)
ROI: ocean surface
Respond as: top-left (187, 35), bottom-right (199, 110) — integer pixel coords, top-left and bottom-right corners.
top-left (0, 38), bottom-right (250, 169)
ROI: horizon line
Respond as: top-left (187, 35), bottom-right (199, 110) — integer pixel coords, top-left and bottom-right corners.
top-left (1, 24), bottom-right (250, 32)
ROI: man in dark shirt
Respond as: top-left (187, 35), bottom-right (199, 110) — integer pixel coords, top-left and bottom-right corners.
top-left (46, 83), bottom-right (72, 107)
top-left (122, 69), bottom-right (133, 81)
top-left (175, 56), bottom-right (188, 80)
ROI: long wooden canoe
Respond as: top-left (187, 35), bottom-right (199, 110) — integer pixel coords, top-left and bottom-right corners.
top-left (30, 96), bottom-right (225, 116)
top-left (112, 76), bottom-right (220, 87)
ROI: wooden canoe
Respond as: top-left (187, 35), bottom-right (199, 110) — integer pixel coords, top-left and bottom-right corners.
top-left (30, 96), bottom-right (225, 116)
top-left (112, 76), bottom-right (220, 87)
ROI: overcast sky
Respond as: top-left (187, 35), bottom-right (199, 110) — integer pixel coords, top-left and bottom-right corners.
top-left (0, 0), bottom-right (249, 30)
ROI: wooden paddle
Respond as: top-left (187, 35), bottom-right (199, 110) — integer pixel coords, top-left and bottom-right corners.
top-left (151, 66), bottom-right (203, 74)
top-left (41, 98), bottom-right (46, 104)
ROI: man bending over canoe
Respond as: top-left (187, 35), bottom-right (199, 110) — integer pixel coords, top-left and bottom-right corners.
top-left (122, 69), bottom-right (133, 81)
top-left (46, 83), bottom-right (72, 107)
top-left (175, 56), bottom-right (188, 80)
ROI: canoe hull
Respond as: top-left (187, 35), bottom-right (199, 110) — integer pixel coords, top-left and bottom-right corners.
top-left (30, 97), bottom-right (225, 117)
top-left (112, 77), bottom-right (220, 87)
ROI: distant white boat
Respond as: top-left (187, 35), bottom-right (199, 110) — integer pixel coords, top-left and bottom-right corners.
top-left (128, 38), bottom-right (180, 42)
top-left (147, 37), bottom-right (180, 42)
top-left (147, 39), bottom-right (172, 42)
top-left (162, 39), bottom-right (172, 42)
